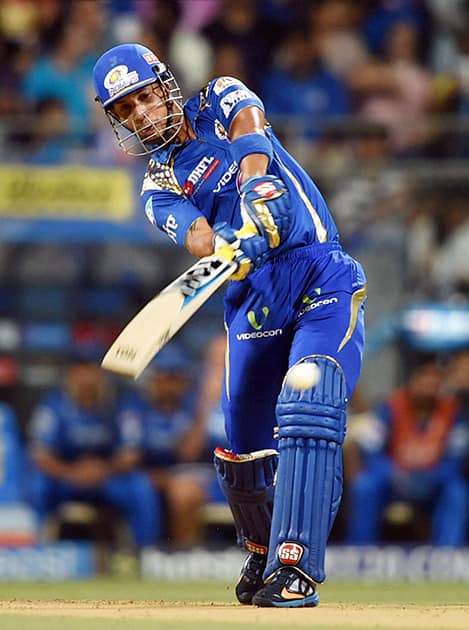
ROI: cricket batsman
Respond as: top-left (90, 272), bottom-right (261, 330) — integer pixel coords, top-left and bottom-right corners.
top-left (93, 43), bottom-right (367, 607)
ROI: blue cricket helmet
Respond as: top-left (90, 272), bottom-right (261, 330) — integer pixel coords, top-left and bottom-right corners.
top-left (93, 43), bottom-right (166, 109)
top-left (92, 43), bottom-right (184, 155)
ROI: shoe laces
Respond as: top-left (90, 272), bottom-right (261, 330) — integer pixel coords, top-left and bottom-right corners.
top-left (270, 568), bottom-right (315, 596)
top-left (243, 553), bottom-right (266, 580)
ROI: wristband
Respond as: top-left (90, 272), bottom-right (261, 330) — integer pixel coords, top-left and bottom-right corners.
top-left (229, 133), bottom-right (273, 167)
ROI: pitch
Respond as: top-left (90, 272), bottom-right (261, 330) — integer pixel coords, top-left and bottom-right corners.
top-left (1, 579), bottom-right (468, 630)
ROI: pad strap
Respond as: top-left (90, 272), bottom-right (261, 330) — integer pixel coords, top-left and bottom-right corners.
top-left (229, 133), bottom-right (273, 167)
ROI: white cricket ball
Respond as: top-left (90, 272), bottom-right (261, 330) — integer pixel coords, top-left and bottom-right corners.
top-left (285, 362), bottom-right (320, 391)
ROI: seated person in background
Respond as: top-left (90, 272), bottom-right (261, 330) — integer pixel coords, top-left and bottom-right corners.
top-left (116, 344), bottom-right (215, 549)
top-left (28, 345), bottom-right (159, 549)
top-left (445, 349), bottom-right (469, 479)
top-left (0, 401), bottom-right (24, 503)
top-left (184, 332), bottom-right (231, 462)
top-left (346, 355), bottom-right (468, 546)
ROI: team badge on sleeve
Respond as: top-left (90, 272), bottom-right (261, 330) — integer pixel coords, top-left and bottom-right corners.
top-left (213, 77), bottom-right (243, 95)
top-left (220, 89), bottom-right (252, 118)
top-left (144, 198), bottom-right (156, 225)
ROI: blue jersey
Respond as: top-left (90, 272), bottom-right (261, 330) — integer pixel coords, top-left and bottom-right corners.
top-left (139, 76), bottom-right (367, 457)
top-left (0, 403), bottom-right (24, 502)
top-left (141, 76), bottom-right (340, 253)
top-left (116, 391), bottom-right (197, 468)
top-left (29, 391), bottom-right (117, 461)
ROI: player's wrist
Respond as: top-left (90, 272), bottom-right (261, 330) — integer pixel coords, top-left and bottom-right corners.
top-left (229, 133), bottom-right (273, 168)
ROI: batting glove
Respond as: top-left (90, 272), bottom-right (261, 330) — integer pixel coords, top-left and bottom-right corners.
top-left (213, 221), bottom-right (269, 280)
top-left (240, 175), bottom-right (291, 248)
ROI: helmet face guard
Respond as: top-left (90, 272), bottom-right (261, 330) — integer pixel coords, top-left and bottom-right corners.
top-left (93, 44), bottom-right (184, 156)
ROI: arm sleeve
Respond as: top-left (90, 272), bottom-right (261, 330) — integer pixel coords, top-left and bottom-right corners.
top-left (208, 76), bottom-right (265, 131)
top-left (116, 404), bottom-right (144, 450)
top-left (141, 189), bottom-right (204, 246)
top-left (29, 402), bottom-right (61, 452)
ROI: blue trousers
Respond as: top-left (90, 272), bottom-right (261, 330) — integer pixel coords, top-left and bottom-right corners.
top-left (222, 242), bottom-right (366, 453)
top-left (347, 458), bottom-right (468, 546)
top-left (31, 470), bottom-right (160, 548)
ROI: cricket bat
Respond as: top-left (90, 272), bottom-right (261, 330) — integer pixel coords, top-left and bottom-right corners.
top-left (101, 251), bottom-right (236, 379)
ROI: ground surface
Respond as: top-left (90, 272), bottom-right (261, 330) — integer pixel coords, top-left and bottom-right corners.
top-left (0, 580), bottom-right (467, 630)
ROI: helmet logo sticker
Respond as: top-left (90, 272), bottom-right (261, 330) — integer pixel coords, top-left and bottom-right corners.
top-left (143, 52), bottom-right (159, 64)
top-left (104, 65), bottom-right (139, 98)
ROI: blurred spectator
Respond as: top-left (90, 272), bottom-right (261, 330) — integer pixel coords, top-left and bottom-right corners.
top-left (261, 27), bottom-right (350, 146)
top-left (27, 97), bottom-right (70, 165)
top-left (347, 355), bottom-right (468, 546)
top-left (22, 20), bottom-right (98, 144)
top-left (116, 344), bottom-right (217, 548)
top-left (325, 121), bottom-right (411, 249)
top-left (189, 332), bottom-right (230, 462)
top-left (202, 0), bottom-right (280, 91)
top-left (428, 194), bottom-right (469, 298)
top-left (209, 44), bottom-right (249, 86)
top-left (28, 347), bottom-right (159, 549)
top-left (362, 0), bottom-right (429, 57)
top-left (350, 19), bottom-right (433, 157)
top-left (309, 0), bottom-right (368, 79)
top-left (445, 348), bottom-right (469, 477)
top-left (0, 401), bottom-right (24, 503)
top-left (136, 0), bottom-right (213, 95)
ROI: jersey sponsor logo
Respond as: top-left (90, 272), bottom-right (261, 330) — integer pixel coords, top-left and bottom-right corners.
top-left (213, 76), bottom-right (243, 95)
top-left (220, 89), bottom-right (252, 118)
top-left (162, 214), bottom-right (178, 243)
top-left (247, 306), bottom-right (269, 330)
top-left (302, 288), bottom-right (321, 304)
top-left (144, 198), bottom-right (155, 224)
top-left (297, 296), bottom-right (338, 318)
top-left (236, 328), bottom-right (282, 340)
top-left (104, 64), bottom-right (139, 98)
top-left (278, 542), bottom-right (304, 565)
top-left (183, 156), bottom-right (219, 195)
top-left (212, 161), bottom-right (237, 193)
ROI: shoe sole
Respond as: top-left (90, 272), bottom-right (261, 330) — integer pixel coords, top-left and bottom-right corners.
top-left (254, 593), bottom-right (320, 608)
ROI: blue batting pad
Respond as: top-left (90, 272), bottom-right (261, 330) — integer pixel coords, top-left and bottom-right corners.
top-left (266, 356), bottom-right (347, 583)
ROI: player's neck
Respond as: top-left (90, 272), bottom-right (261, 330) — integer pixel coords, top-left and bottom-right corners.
top-left (177, 117), bottom-right (196, 144)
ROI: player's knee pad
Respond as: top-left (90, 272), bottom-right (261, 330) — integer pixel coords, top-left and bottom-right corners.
top-left (214, 447), bottom-right (279, 554)
top-left (267, 355), bottom-right (347, 583)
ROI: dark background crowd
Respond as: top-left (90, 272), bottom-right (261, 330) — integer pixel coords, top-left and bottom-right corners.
top-left (1, 0), bottom-right (469, 555)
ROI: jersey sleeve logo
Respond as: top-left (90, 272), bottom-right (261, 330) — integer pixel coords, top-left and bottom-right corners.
top-left (162, 214), bottom-right (178, 243)
top-left (214, 119), bottom-right (228, 140)
top-left (220, 89), bottom-right (252, 118)
top-left (144, 198), bottom-right (156, 224)
top-left (213, 76), bottom-right (243, 95)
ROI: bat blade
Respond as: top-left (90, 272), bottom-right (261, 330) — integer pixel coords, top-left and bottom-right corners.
top-left (101, 254), bottom-right (236, 379)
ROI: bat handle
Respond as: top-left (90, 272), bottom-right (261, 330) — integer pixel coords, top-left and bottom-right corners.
top-left (236, 222), bottom-right (258, 239)
top-left (216, 245), bottom-right (236, 262)
top-left (215, 222), bottom-right (258, 263)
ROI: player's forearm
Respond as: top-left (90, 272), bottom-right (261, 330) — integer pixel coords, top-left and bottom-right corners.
top-left (33, 450), bottom-right (76, 481)
top-left (185, 216), bottom-right (215, 258)
top-left (111, 448), bottom-right (141, 473)
top-left (229, 106), bottom-right (269, 182)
